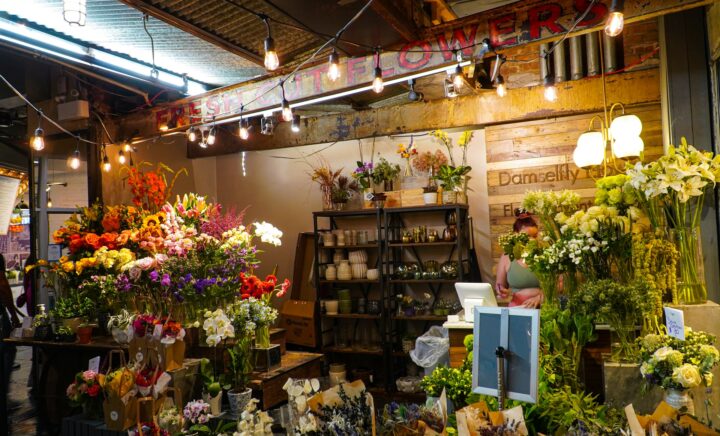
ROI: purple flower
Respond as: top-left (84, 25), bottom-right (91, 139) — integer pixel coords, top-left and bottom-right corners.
top-left (161, 273), bottom-right (171, 287)
top-left (114, 274), bottom-right (132, 293)
top-left (149, 270), bottom-right (159, 282)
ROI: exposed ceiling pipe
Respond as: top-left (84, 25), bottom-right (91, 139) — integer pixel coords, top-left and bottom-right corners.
top-left (553, 39), bottom-right (567, 83)
top-left (586, 32), bottom-right (600, 76)
top-left (0, 41), bottom-right (151, 105)
top-left (569, 36), bottom-right (583, 80)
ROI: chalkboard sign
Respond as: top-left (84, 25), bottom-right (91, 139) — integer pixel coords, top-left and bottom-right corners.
top-left (472, 307), bottom-right (540, 403)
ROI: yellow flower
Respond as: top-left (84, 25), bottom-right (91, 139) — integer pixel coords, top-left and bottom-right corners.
top-left (142, 214), bottom-right (161, 228)
top-left (672, 363), bottom-right (702, 388)
top-left (61, 261), bottom-right (75, 273)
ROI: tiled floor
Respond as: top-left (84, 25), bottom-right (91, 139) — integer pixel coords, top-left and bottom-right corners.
top-left (8, 345), bottom-right (37, 435)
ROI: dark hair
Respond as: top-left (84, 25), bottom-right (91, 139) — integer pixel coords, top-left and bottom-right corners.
top-left (0, 253), bottom-right (4, 271)
top-left (513, 216), bottom-right (538, 233)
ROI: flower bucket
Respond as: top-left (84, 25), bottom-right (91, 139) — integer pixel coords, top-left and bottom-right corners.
top-left (668, 227), bottom-right (707, 304)
top-left (663, 388), bottom-right (695, 415)
top-left (227, 388), bottom-right (252, 418)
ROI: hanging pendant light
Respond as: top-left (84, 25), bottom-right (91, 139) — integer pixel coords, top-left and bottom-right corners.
top-left (67, 148), bottom-right (81, 170)
top-left (495, 75), bottom-right (507, 97)
top-left (291, 114), bottom-right (300, 133)
top-left (63, 0), bottom-right (87, 26)
top-left (610, 114), bottom-right (643, 158)
top-left (573, 131), bottom-right (606, 168)
top-left (118, 149), bottom-right (127, 165)
top-left (328, 49), bottom-right (340, 82)
top-left (543, 75), bottom-right (558, 102)
top-left (604, 0), bottom-right (625, 37)
top-left (262, 16), bottom-right (279, 71)
top-left (280, 82), bottom-right (293, 122)
top-left (372, 50), bottom-right (384, 93)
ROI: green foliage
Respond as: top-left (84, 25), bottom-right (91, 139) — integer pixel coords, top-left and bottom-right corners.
top-left (199, 358), bottom-right (222, 396)
top-left (372, 157), bottom-right (401, 184)
top-left (224, 337), bottom-right (253, 390)
top-left (52, 292), bottom-right (94, 319)
top-left (433, 164), bottom-right (471, 191)
top-left (420, 365), bottom-right (473, 408)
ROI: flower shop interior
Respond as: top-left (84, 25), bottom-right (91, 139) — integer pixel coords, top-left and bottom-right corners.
top-left (1, 0), bottom-right (720, 435)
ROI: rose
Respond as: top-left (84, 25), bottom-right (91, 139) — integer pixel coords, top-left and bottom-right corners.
top-left (116, 231), bottom-right (131, 246)
top-left (87, 384), bottom-right (100, 397)
top-left (84, 233), bottom-right (101, 250)
top-left (135, 257), bottom-right (155, 271)
top-left (69, 235), bottom-right (85, 253)
top-left (82, 370), bottom-right (97, 382)
top-left (672, 363), bottom-right (703, 388)
top-left (652, 346), bottom-right (675, 361)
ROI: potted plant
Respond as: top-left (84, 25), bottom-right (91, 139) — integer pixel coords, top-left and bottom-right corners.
top-left (55, 325), bottom-right (76, 342)
top-left (352, 161), bottom-right (375, 206)
top-left (76, 321), bottom-right (94, 344)
top-left (32, 311), bottom-right (53, 341)
top-left (372, 157), bottom-right (401, 192)
top-left (330, 176), bottom-right (359, 211)
top-left (52, 292), bottom-right (94, 332)
top-left (422, 185), bottom-right (438, 205)
top-left (434, 164), bottom-right (471, 204)
top-left (107, 309), bottom-right (135, 344)
top-left (224, 336), bottom-right (254, 418)
top-left (200, 358), bottom-right (223, 415)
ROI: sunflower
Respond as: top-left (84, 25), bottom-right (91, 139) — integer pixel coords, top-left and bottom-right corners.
top-left (142, 214), bottom-right (162, 228)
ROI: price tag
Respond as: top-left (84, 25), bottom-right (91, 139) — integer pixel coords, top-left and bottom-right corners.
top-left (88, 356), bottom-right (101, 373)
top-left (664, 307), bottom-right (685, 340)
top-left (22, 317), bottom-right (32, 329)
top-left (153, 324), bottom-right (163, 340)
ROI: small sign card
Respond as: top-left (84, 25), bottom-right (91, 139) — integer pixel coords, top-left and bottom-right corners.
top-left (664, 307), bottom-right (685, 340)
top-left (88, 356), bottom-right (101, 373)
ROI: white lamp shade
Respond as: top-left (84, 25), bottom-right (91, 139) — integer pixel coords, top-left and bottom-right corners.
top-left (610, 114), bottom-right (642, 139)
top-left (63, 0), bottom-right (87, 26)
top-left (573, 131), bottom-right (606, 168)
top-left (612, 135), bottom-right (644, 158)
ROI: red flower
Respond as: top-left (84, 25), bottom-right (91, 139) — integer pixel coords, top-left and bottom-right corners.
top-left (278, 279), bottom-right (291, 298)
top-left (84, 233), bottom-right (101, 250)
top-left (69, 237), bottom-right (85, 254)
top-left (264, 275), bottom-right (277, 286)
top-left (99, 233), bottom-right (118, 250)
top-left (241, 293), bottom-right (251, 300)
top-left (86, 384), bottom-right (100, 397)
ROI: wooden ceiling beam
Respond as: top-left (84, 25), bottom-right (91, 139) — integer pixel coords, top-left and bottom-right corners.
top-left (370, 0), bottom-right (420, 42)
top-left (118, 0), bottom-right (264, 66)
top-left (425, 0), bottom-right (458, 26)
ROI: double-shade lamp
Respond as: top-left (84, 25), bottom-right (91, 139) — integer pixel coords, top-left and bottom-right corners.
top-left (573, 111), bottom-right (643, 169)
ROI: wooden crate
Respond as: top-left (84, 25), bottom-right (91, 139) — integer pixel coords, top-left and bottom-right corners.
top-left (249, 352), bottom-right (323, 409)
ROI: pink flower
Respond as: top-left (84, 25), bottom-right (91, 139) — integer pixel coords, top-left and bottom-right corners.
top-left (136, 257), bottom-right (155, 271)
top-left (278, 279), bottom-right (291, 298)
top-left (66, 383), bottom-right (77, 398)
top-left (82, 370), bottom-right (97, 382)
top-left (154, 253), bottom-right (168, 265)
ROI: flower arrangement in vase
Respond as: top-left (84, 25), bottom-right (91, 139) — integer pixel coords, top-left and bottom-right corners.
top-left (372, 157), bottom-right (401, 192)
top-left (66, 370), bottom-right (103, 418)
top-left (397, 142), bottom-right (418, 176)
top-left (309, 160), bottom-right (342, 210)
top-left (330, 175), bottom-right (359, 210)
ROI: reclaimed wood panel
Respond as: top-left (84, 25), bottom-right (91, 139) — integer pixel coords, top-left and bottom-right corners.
top-left (485, 103), bottom-right (663, 267)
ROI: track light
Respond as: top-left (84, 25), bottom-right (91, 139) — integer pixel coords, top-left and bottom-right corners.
top-left (261, 114), bottom-right (275, 135)
top-left (291, 114), bottom-right (300, 133)
top-left (407, 79), bottom-right (423, 102)
top-left (604, 0), bottom-right (625, 37)
top-left (328, 49), bottom-right (340, 82)
top-left (207, 125), bottom-right (217, 146)
top-left (495, 75), bottom-right (507, 97)
top-left (372, 50), bottom-right (384, 93)
top-left (262, 16), bottom-right (279, 71)
top-left (67, 148), bottom-right (81, 170)
top-left (543, 75), bottom-right (558, 102)
top-left (118, 149), bottom-right (126, 165)
top-left (187, 127), bottom-right (198, 142)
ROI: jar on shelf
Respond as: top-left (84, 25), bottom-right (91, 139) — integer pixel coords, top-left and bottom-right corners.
top-left (337, 260), bottom-right (352, 280)
top-left (333, 249), bottom-right (345, 265)
top-left (325, 264), bottom-right (337, 280)
top-left (351, 263), bottom-right (368, 279)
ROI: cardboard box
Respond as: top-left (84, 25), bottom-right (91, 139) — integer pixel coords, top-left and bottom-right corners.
top-left (280, 299), bottom-right (317, 347)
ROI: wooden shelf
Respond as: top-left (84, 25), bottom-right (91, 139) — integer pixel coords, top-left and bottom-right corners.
top-left (384, 204), bottom-right (469, 213)
top-left (393, 314), bottom-right (447, 321)
top-left (389, 279), bottom-right (457, 284)
top-left (324, 346), bottom-right (383, 355)
top-left (387, 241), bottom-right (456, 247)
top-left (319, 243), bottom-right (380, 249)
top-left (313, 209), bottom-right (381, 217)
top-left (320, 279), bottom-right (380, 284)
top-left (322, 313), bottom-right (381, 319)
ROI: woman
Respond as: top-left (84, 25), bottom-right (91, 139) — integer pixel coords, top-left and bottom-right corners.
top-left (495, 212), bottom-right (543, 308)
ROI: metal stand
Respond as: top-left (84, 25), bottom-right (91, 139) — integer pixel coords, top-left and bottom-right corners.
top-left (496, 346), bottom-right (507, 410)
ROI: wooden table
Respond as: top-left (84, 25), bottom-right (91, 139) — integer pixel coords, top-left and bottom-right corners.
top-left (249, 351), bottom-right (323, 410)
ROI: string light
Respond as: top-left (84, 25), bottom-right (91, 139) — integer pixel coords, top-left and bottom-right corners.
top-left (262, 15), bottom-right (279, 71)
top-left (241, 151), bottom-right (247, 177)
top-left (117, 149), bottom-right (127, 165)
top-left (605, 0), bottom-right (625, 37)
top-left (495, 75), bottom-right (507, 97)
top-left (207, 124), bottom-right (217, 146)
top-left (372, 50), bottom-right (384, 93)
top-left (122, 141), bottom-right (133, 153)
top-left (102, 147), bottom-right (111, 173)
top-left (291, 114), bottom-right (300, 133)
top-left (239, 119), bottom-right (250, 140)
top-left (186, 126), bottom-right (198, 142)
top-left (31, 112), bottom-right (45, 151)
top-left (67, 148), bottom-right (81, 170)
top-left (328, 48), bottom-right (340, 82)
top-left (452, 51), bottom-right (464, 89)
top-left (199, 130), bottom-right (208, 148)
top-left (46, 197), bottom-right (53, 208)
top-left (280, 83), bottom-right (293, 122)
top-left (542, 54), bottom-right (557, 102)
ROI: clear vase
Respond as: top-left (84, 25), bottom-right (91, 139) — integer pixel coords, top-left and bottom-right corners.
top-left (663, 388), bottom-right (695, 415)
top-left (668, 227), bottom-right (707, 304)
top-left (609, 323), bottom-right (638, 363)
top-left (255, 325), bottom-right (270, 348)
top-left (321, 185), bottom-right (333, 210)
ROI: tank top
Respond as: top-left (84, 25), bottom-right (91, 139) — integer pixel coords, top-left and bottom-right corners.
top-left (507, 260), bottom-right (540, 293)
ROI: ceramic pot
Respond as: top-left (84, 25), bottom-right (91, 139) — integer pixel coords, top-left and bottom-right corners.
top-left (348, 249), bottom-right (367, 264)
top-left (325, 300), bottom-right (339, 315)
top-left (333, 249), bottom-right (345, 265)
top-left (203, 391), bottom-right (223, 416)
top-left (338, 300), bottom-right (352, 314)
top-left (76, 326), bottom-right (93, 344)
top-left (423, 192), bottom-right (437, 205)
top-left (357, 231), bottom-right (368, 245)
top-left (337, 260), bottom-right (352, 280)
top-left (227, 388), bottom-right (252, 418)
top-left (336, 232), bottom-right (346, 246)
top-left (366, 269), bottom-right (379, 281)
top-left (325, 264), bottom-right (337, 280)
top-left (351, 263), bottom-right (367, 279)
top-left (111, 326), bottom-right (134, 344)
top-left (663, 388), bottom-right (695, 415)
top-left (322, 232), bottom-right (336, 247)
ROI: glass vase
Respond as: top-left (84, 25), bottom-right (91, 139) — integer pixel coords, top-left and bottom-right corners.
top-left (255, 325), bottom-right (270, 349)
top-left (608, 323), bottom-right (638, 363)
top-left (668, 227), bottom-right (707, 304)
top-left (320, 185), bottom-right (333, 210)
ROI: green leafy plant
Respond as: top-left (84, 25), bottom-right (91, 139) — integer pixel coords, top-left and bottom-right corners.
top-left (56, 326), bottom-right (74, 335)
top-left (200, 358), bottom-right (222, 397)
top-left (224, 337), bottom-right (253, 391)
top-left (497, 231), bottom-right (530, 261)
top-left (433, 164), bottom-right (471, 191)
top-left (372, 157), bottom-right (401, 184)
top-left (420, 365), bottom-right (473, 409)
top-left (330, 175), bottom-right (359, 203)
top-left (52, 292), bottom-right (94, 319)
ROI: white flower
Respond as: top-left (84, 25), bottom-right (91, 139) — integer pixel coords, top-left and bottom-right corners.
top-left (672, 363), bottom-right (703, 388)
top-left (653, 346), bottom-right (674, 361)
top-left (253, 221), bottom-right (283, 246)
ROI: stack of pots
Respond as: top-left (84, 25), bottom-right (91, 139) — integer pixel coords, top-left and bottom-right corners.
top-left (348, 249), bottom-right (368, 279)
top-left (337, 289), bottom-right (352, 314)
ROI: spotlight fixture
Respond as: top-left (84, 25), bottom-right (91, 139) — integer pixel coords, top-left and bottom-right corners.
top-left (291, 114), bottom-right (300, 133)
top-left (31, 112), bottom-right (44, 151)
top-left (261, 114), bottom-right (275, 135)
top-left (187, 126), bottom-right (198, 142)
top-left (604, 0), bottom-right (625, 37)
top-left (262, 15), bottom-right (279, 71)
top-left (328, 48), bottom-right (340, 82)
top-left (495, 75), bottom-right (507, 97)
top-left (63, 0), bottom-right (86, 26)
top-left (118, 149), bottom-right (126, 165)
top-left (543, 75), bottom-right (558, 102)
top-left (372, 50), bottom-right (384, 93)
top-left (67, 148), bottom-right (81, 170)
top-left (280, 82), bottom-right (293, 122)
top-left (207, 125), bottom-right (217, 146)
top-left (407, 79), bottom-right (423, 102)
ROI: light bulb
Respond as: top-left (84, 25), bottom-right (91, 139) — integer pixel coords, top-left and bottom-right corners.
top-left (159, 124), bottom-right (169, 132)
top-left (187, 127), bottom-right (197, 142)
top-left (281, 99), bottom-right (293, 122)
top-left (122, 141), bottom-right (132, 152)
top-left (373, 67), bottom-right (384, 93)
top-left (264, 37), bottom-right (279, 71)
top-left (68, 150), bottom-right (81, 170)
top-left (118, 150), bottom-right (126, 165)
top-left (199, 141), bottom-right (208, 149)
top-left (291, 114), bottom-right (300, 133)
top-left (102, 156), bottom-right (111, 172)
top-left (453, 64), bottom-right (464, 89)
top-left (604, 12), bottom-right (624, 37)
top-left (328, 50), bottom-right (340, 82)
top-left (239, 120), bottom-right (249, 140)
top-left (46, 198), bottom-right (52, 208)
top-left (495, 75), bottom-right (507, 97)
top-left (207, 127), bottom-right (217, 145)
top-left (31, 127), bottom-right (45, 151)
top-left (543, 76), bottom-right (558, 102)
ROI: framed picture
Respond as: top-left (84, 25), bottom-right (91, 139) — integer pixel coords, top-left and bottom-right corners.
top-left (471, 307), bottom-right (540, 403)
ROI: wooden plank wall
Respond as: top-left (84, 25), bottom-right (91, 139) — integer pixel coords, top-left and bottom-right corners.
top-left (486, 103), bottom-right (663, 267)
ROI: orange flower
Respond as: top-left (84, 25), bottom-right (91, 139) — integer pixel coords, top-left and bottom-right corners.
top-left (101, 213), bottom-right (121, 233)
top-left (116, 230), bottom-right (131, 246)
top-left (99, 233), bottom-right (118, 250)
top-left (84, 233), bottom-right (101, 250)
top-left (53, 228), bottom-right (68, 243)
top-left (69, 238), bottom-right (85, 254)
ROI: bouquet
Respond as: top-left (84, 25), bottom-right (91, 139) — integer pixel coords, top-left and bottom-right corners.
top-left (497, 232), bottom-right (529, 261)
top-left (637, 328), bottom-right (720, 390)
top-left (66, 370), bottom-right (104, 416)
